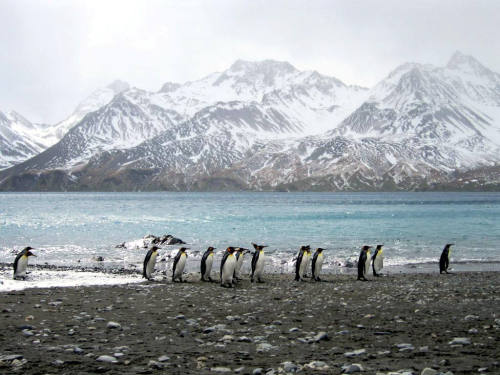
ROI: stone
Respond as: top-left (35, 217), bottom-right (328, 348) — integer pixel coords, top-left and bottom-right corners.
top-left (238, 336), bottom-right (252, 343)
top-left (107, 321), bottom-right (121, 329)
top-left (344, 349), bottom-right (366, 357)
top-left (211, 367), bottom-right (232, 373)
top-left (396, 343), bottom-right (414, 351)
top-left (306, 361), bottom-right (329, 370)
top-left (148, 360), bottom-right (164, 369)
top-left (256, 343), bottom-right (274, 352)
top-left (253, 369), bottom-right (264, 375)
top-left (421, 369), bottom-right (438, 375)
top-left (158, 355), bottom-right (170, 362)
top-left (464, 315), bottom-right (479, 321)
top-left (283, 361), bottom-right (298, 373)
top-left (448, 337), bottom-right (470, 345)
top-left (96, 355), bottom-right (118, 363)
top-left (0, 354), bottom-right (23, 362)
top-left (343, 364), bottom-right (363, 373)
top-left (313, 331), bottom-right (329, 342)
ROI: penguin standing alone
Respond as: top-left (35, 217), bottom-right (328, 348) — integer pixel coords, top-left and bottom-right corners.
top-left (172, 247), bottom-right (189, 282)
top-left (294, 245), bottom-right (310, 281)
top-left (251, 243), bottom-right (268, 283)
top-left (220, 247), bottom-right (237, 287)
top-left (439, 243), bottom-right (454, 274)
top-left (200, 246), bottom-right (216, 282)
top-left (234, 247), bottom-right (249, 281)
top-left (357, 245), bottom-right (372, 281)
top-left (311, 248), bottom-right (325, 281)
top-left (13, 247), bottom-right (36, 280)
top-left (143, 246), bottom-right (160, 280)
top-left (371, 245), bottom-right (384, 277)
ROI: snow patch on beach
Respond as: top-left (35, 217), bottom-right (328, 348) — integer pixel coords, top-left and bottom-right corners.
top-left (0, 269), bottom-right (142, 292)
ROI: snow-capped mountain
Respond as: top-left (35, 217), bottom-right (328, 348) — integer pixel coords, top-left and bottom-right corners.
top-left (51, 79), bottom-right (130, 140)
top-left (1, 53), bottom-right (499, 191)
top-left (0, 110), bottom-right (53, 170)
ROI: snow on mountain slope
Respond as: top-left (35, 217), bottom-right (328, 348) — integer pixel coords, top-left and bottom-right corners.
top-left (52, 80), bottom-right (130, 141)
top-left (334, 52), bottom-right (500, 168)
top-left (0, 110), bottom-right (51, 170)
top-left (152, 60), bottom-right (368, 134)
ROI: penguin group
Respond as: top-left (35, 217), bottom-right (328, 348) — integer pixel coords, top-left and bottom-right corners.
top-left (10, 242), bottom-right (456, 283)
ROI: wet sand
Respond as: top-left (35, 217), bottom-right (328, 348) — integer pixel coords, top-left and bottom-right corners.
top-left (1, 272), bottom-right (499, 374)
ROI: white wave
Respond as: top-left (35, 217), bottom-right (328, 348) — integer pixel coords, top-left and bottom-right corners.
top-left (0, 269), bottom-right (142, 292)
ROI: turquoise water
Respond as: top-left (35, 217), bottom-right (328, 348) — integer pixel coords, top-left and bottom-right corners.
top-left (1, 192), bottom-right (499, 273)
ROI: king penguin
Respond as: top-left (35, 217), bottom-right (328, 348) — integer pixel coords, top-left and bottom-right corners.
top-left (220, 247), bottom-right (237, 287)
top-left (311, 248), bottom-right (325, 281)
top-left (357, 245), bottom-right (372, 281)
top-left (234, 247), bottom-right (249, 281)
top-left (372, 244), bottom-right (384, 277)
top-left (200, 246), bottom-right (216, 282)
top-left (294, 245), bottom-right (310, 281)
top-left (172, 247), bottom-right (189, 282)
top-left (251, 243), bottom-right (268, 283)
top-left (13, 247), bottom-right (36, 280)
top-left (439, 243), bottom-right (454, 274)
top-left (143, 245), bottom-right (160, 280)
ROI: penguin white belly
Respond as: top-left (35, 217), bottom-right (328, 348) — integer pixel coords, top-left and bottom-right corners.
top-left (254, 253), bottom-right (265, 277)
top-left (174, 254), bottom-right (187, 278)
top-left (374, 252), bottom-right (384, 273)
top-left (16, 256), bottom-right (29, 277)
top-left (314, 254), bottom-right (324, 276)
top-left (221, 255), bottom-right (236, 284)
top-left (304, 254), bottom-right (311, 274)
top-left (364, 252), bottom-right (371, 277)
top-left (204, 254), bottom-right (214, 278)
top-left (235, 255), bottom-right (244, 277)
top-left (298, 258), bottom-right (306, 279)
top-left (146, 252), bottom-right (158, 278)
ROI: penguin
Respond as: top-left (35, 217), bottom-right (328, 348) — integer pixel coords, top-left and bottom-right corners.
top-left (200, 246), bottom-right (216, 282)
top-left (172, 247), bottom-right (189, 282)
top-left (372, 244), bottom-right (384, 277)
top-left (357, 245), bottom-right (372, 281)
top-left (143, 246), bottom-right (160, 280)
top-left (294, 245), bottom-right (310, 281)
top-left (220, 247), bottom-right (237, 287)
top-left (439, 243), bottom-right (454, 274)
top-left (13, 247), bottom-right (36, 280)
top-left (303, 247), bottom-right (312, 277)
top-left (251, 243), bottom-right (268, 283)
top-left (311, 248), bottom-right (325, 281)
top-left (234, 247), bottom-right (249, 281)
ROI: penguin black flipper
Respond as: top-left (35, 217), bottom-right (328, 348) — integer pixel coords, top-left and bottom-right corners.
top-left (311, 251), bottom-right (319, 280)
top-left (371, 250), bottom-right (378, 277)
top-left (357, 251), bottom-right (367, 281)
top-left (251, 250), bottom-right (259, 282)
top-left (295, 250), bottom-right (304, 281)
top-left (200, 251), bottom-right (209, 280)
top-left (13, 251), bottom-right (23, 277)
top-left (220, 251), bottom-right (230, 282)
top-left (143, 248), bottom-right (154, 279)
top-left (172, 251), bottom-right (182, 282)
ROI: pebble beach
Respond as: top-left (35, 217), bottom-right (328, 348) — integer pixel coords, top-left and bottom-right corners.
top-left (1, 271), bottom-right (499, 375)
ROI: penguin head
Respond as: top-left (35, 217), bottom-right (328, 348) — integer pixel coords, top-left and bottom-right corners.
top-left (150, 246), bottom-right (160, 253)
top-left (226, 247), bottom-right (236, 254)
top-left (23, 247), bottom-right (36, 257)
top-left (207, 246), bottom-right (216, 253)
top-left (316, 248), bottom-right (325, 253)
top-left (300, 245), bottom-right (310, 252)
top-left (376, 244), bottom-right (383, 251)
top-left (445, 243), bottom-right (454, 249)
top-left (236, 247), bottom-right (248, 253)
top-left (179, 247), bottom-right (189, 253)
top-left (252, 243), bottom-right (268, 251)
top-left (362, 245), bottom-right (372, 251)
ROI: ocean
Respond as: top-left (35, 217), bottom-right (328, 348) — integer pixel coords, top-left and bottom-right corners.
top-left (1, 192), bottom-right (499, 289)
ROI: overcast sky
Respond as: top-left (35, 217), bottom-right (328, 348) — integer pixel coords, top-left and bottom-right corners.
top-left (1, 0), bottom-right (499, 124)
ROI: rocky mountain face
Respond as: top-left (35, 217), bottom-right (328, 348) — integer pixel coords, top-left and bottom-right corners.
top-left (1, 53), bottom-right (499, 191)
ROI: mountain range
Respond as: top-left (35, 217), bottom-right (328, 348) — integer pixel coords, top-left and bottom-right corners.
top-left (1, 52), bottom-right (499, 191)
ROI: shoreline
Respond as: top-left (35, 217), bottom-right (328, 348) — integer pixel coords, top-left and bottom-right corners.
top-left (0, 272), bottom-right (499, 374)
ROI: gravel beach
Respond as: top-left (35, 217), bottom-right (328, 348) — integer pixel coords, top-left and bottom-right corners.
top-left (1, 272), bottom-right (499, 375)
